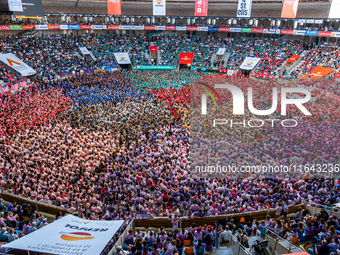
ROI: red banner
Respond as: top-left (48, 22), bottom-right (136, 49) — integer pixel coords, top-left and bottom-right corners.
top-left (22, 25), bottom-right (35, 30)
top-left (281, 0), bottom-right (299, 18)
top-left (144, 26), bottom-right (155, 30)
top-left (195, 0), bottom-right (208, 16)
top-left (219, 27), bottom-right (230, 32)
top-left (80, 25), bottom-right (92, 29)
top-left (108, 0), bottom-right (121, 15)
top-left (302, 67), bottom-right (334, 79)
top-left (48, 25), bottom-right (60, 29)
top-left (0, 25), bottom-right (10, 30)
top-left (252, 28), bottom-right (264, 33)
top-left (287, 54), bottom-right (300, 63)
top-left (187, 26), bottom-right (198, 31)
top-left (108, 25), bottom-right (119, 30)
top-left (150, 46), bottom-right (157, 53)
top-left (318, 31), bottom-right (332, 37)
top-left (281, 30), bottom-right (294, 35)
top-left (166, 26), bottom-right (176, 30)
top-left (179, 53), bottom-right (194, 64)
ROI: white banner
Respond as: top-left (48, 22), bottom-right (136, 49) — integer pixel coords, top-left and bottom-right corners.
top-left (114, 52), bottom-right (131, 64)
top-left (227, 70), bottom-right (235, 76)
top-left (3, 215), bottom-right (124, 255)
top-left (79, 47), bottom-right (90, 55)
top-left (329, 0), bottom-right (340, 18)
top-left (240, 57), bottom-right (261, 70)
top-left (217, 48), bottom-right (226, 55)
top-left (119, 25), bottom-right (131, 30)
top-left (35, 25), bottom-right (48, 30)
top-left (297, 19), bottom-right (306, 23)
top-left (263, 28), bottom-right (276, 34)
top-left (176, 26), bottom-right (187, 31)
top-left (153, 0), bottom-right (166, 15)
top-left (0, 53), bottom-right (36, 76)
top-left (306, 19), bottom-right (314, 23)
top-left (155, 25), bottom-right (166, 30)
top-left (293, 30), bottom-right (305, 35)
top-left (130, 25), bottom-right (144, 30)
top-left (275, 29), bottom-right (281, 34)
top-left (60, 25), bottom-right (69, 30)
top-left (197, 27), bottom-right (208, 31)
top-left (331, 32), bottom-right (340, 38)
top-left (91, 25), bottom-right (103, 30)
top-left (8, 0), bottom-right (23, 12)
top-left (237, 0), bottom-right (252, 17)
top-left (314, 20), bottom-right (323, 24)
top-left (230, 27), bottom-right (241, 32)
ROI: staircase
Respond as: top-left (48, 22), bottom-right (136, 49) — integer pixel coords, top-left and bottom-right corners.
top-left (75, 51), bottom-right (82, 59)
top-left (223, 52), bottom-right (231, 64)
top-left (210, 53), bottom-right (217, 67)
top-left (145, 51), bottom-right (152, 65)
top-left (285, 50), bottom-right (308, 77)
top-left (157, 49), bottom-right (162, 65)
top-left (88, 51), bottom-right (97, 62)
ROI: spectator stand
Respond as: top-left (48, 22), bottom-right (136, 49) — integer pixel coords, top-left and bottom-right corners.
top-left (108, 218), bottom-right (135, 255)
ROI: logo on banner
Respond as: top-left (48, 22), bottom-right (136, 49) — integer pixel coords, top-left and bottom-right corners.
top-left (7, 58), bottom-right (21, 67)
top-left (109, 0), bottom-right (119, 3)
top-left (119, 57), bottom-right (125, 60)
top-left (246, 62), bottom-right (253, 66)
top-left (156, 0), bottom-right (162, 4)
top-left (59, 232), bottom-right (95, 241)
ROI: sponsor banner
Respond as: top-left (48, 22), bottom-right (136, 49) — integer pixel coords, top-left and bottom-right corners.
top-left (297, 19), bottom-right (306, 23)
top-left (318, 31), bottom-right (332, 37)
top-left (153, 0), bottom-right (166, 15)
top-left (91, 25), bottom-right (103, 30)
top-left (3, 215), bottom-right (124, 255)
top-left (2, 87), bottom-right (9, 93)
top-left (60, 25), bottom-right (69, 30)
top-left (179, 53), bottom-right (194, 64)
top-left (287, 54), bottom-right (300, 62)
top-left (35, 24), bottom-right (48, 30)
top-left (8, 0), bottom-right (23, 12)
top-left (130, 25), bottom-right (144, 30)
top-left (119, 25), bottom-right (131, 30)
top-left (10, 25), bottom-right (22, 30)
top-left (195, 0), bottom-right (208, 16)
top-left (0, 25), bottom-right (10, 30)
top-left (150, 46), bottom-right (157, 53)
top-left (22, 25), bottom-right (34, 30)
top-left (144, 26), bottom-right (155, 30)
top-left (12, 84), bottom-right (18, 91)
top-left (230, 27), bottom-right (241, 32)
top-left (314, 20), bottom-right (323, 24)
top-left (281, 0), bottom-right (299, 18)
top-left (48, 25), bottom-right (60, 29)
top-left (80, 25), bottom-right (92, 29)
top-left (0, 53), bottom-right (36, 76)
top-left (237, 0), bottom-right (252, 18)
top-left (263, 28), bottom-right (276, 34)
top-left (302, 66), bottom-right (333, 79)
top-left (306, 19), bottom-right (314, 23)
top-left (275, 29), bottom-right (281, 34)
top-left (114, 53), bottom-right (131, 64)
top-left (166, 26), bottom-right (176, 30)
top-left (208, 27), bottom-right (219, 32)
top-left (227, 70), bottom-right (235, 76)
top-left (219, 27), bottom-right (230, 32)
top-left (103, 25), bottom-right (107, 29)
top-left (108, 25), bottom-right (119, 30)
top-left (14, 0), bottom-right (43, 18)
top-left (176, 26), bottom-right (187, 31)
top-left (240, 57), bottom-right (261, 70)
top-left (252, 28), bottom-right (263, 33)
top-left (135, 65), bottom-right (176, 70)
top-left (187, 26), bottom-right (198, 31)
top-left (241, 28), bottom-right (252, 33)
top-left (197, 27), bottom-right (208, 31)
top-left (108, 0), bottom-right (121, 15)
top-left (329, 0), bottom-right (340, 18)
top-left (79, 47), bottom-right (90, 55)
top-left (216, 48), bottom-right (226, 55)
top-left (331, 32), bottom-right (340, 38)
top-left (69, 25), bottom-right (80, 30)
top-left (155, 25), bottom-right (165, 30)
top-left (293, 30), bottom-right (305, 35)
top-left (305, 30), bottom-right (318, 36)
top-left (281, 30), bottom-right (294, 35)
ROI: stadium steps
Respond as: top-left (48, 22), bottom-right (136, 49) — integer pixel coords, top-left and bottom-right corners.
top-left (223, 52), bottom-right (231, 63)
top-left (157, 49), bottom-right (162, 65)
top-left (88, 51), bottom-right (97, 61)
top-left (285, 50), bottom-right (308, 77)
top-left (210, 53), bottom-right (217, 66)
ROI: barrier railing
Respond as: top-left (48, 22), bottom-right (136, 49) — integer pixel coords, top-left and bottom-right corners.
top-left (108, 219), bottom-right (135, 255)
top-left (229, 234), bottom-right (252, 255)
top-left (266, 229), bottom-right (304, 254)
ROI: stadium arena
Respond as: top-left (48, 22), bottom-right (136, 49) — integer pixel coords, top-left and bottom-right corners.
top-left (0, 0), bottom-right (339, 254)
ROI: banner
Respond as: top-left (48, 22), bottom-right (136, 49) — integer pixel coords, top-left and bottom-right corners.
top-left (252, 28), bottom-right (264, 33)
top-left (281, 30), bottom-right (294, 35)
top-left (145, 26), bottom-right (155, 30)
top-left (329, 0), bottom-right (340, 18)
top-left (108, 25), bottom-right (119, 30)
top-left (69, 25), bottom-right (80, 30)
top-left (305, 30), bottom-right (318, 36)
top-left (153, 0), bottom-right (166, 15)
top-left (195, 0), bottom-right (208, 16)
top-left (14, 0), bottom-right (43, 18)
top-left (197, 27), bottom-right (208, 31)
top-left (331, 32), bottom-right (340, 38)
top-left (230, 27), bottom-right (241, 32)
top-left (318, 31), bottom-right (332, 37)
top-left (35, 25), bottom-right (48, 30)
top-left (119, 25), bottom-right (131, 30)
top-left (0, 25), bottom-right (10, 30)
top-left (2, 87), bottom-right (9, 94)
top-left (155, 25), bottom-right (165, 30)
top-left (79, 47), bottom-right (90, 55)
top-left (217, 48), bottom-right (226, 55)
top-left (130, 25), bottom-right (144, 30)
top-left (176, 26), bottom-right (187, 31)
top-left (135, 65), bottom-right (176, 70)
top-left (179, 53), bottom-right (194, 64)
top-left (208, 27), bottom-right (219, 32)
top-left (281, 0), bottom-right (299, 18)
top-left (306, 19), bottom-right (314, 23)
top-left (91, 25), bottom-right (103, 30)
top-left (166, 26), bottom-right (176, 30)
top-left (3, 215), bottom-right (124, 255)
top-left (8, 0), bottom-right (23, 12)
top-left (20, 81), bottom-right (27, 88)
top-left (219, 27), bottom-right (230, 32)
top-left (10, 25), bottom-right (22, 30)
top-left (240, 57), bottom-right (261, 70)
top-left (237, 0), bottom-right (252, 18)
top-left (12, 84), bottom-right (18, 90)
top-left (114, 53), bottom-right (131, 64)
top-left (241, 28), bottom-right (252, 33)
top-left (150, 46), bottom-right (157, 53)
top-left (263, 28), bottom-right (276, 34)
top-left (60, 25), bottom-right (69, 30)
top-left (48, 25), bottom-right (60, 29)
top-left (302, 67), bottom-right (334, 79)
top-left (293, 30), bottom-right (305, 35)
top-left (187, 26), bottom-right (198, 31)
top-left (108, 0), bottom-right (121, 15)
top-left (287, 55), bottom-right (300, 63)
top-left (0, 53), bottom-right (36, 76)
top-left (227, 70), bottom-right (235, 76)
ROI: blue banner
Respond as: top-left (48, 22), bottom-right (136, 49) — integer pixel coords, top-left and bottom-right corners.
top-left (208, 27), bottom-right (219, 32)
top-left (305, 30), bottom-right (318, 36)
top-left (201, 67), bottom-right (207, 71)
top-left (68, 25), bottom-right (80, 30)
